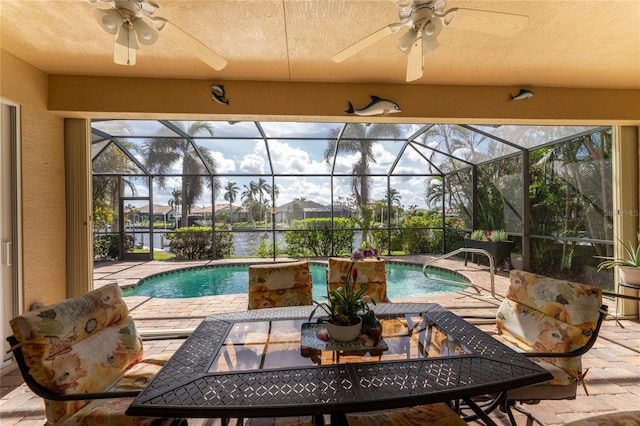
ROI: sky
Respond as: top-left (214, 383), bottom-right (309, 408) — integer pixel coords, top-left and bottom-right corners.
top-left (93, 120), bottom-right (441, 211)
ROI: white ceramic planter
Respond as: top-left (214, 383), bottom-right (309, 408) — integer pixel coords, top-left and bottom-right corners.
top-left (619, 266), bottom-right (640, 287)
top-left (617, 266), bottom-right (640, 318)
top-left (326, 318), bottom-right (362, 342)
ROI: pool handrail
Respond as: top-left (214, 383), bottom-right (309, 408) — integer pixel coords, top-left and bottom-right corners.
top-left (422, 248), bottom-right (495, 298)
top-left (139, 328), bottom-right (195, 340)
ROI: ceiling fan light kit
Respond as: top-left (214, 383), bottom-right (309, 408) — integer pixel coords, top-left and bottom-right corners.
top-left (93, 0), bottom-right (161, 66)
top-left (397, 29), bottom-right (418, 53)
top-left (132, 18), bottom-right (159, 45)
top-left (94, 8), bottom-right (123, 34)
top-left (332, 0), bottom-right (528, 82)
top-left (114, 23), bottom-right (138, 65)
top-left (90, 0), bottom-right (227, 70)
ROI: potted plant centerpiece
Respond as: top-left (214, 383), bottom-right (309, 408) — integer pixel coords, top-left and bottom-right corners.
top-left (309, 248), bottom-right (378, 342)
top-left (464, 229), bottom-right (514, 271)
top-left (596, 234), bottom-right (640, 287)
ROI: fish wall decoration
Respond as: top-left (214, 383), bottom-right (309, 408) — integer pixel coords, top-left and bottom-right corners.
top-left (511, 89), bottom-right (534, 100)
top-left (345, 96), bottom-right (401, 116)
top-left (210, 84), bottom-right (229, 105)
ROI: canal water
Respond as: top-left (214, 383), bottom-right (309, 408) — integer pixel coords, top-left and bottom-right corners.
top-left (134, 230), bottom-right (364, 256)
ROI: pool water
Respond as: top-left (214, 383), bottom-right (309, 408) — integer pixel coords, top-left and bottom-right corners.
top-left (123, 263), bottom-right (467, 299)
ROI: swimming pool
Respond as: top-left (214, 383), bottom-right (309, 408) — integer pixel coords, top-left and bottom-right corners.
top-left (122, 262), bottom-right (468, 299)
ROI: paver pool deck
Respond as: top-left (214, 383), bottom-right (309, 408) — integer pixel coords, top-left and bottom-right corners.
top-left (2, 256), bottom-right (639, 425)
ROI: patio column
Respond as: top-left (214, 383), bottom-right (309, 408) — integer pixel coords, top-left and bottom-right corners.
top-left (64, 118), bottom-right (93, 297)
top-left (612, 125), bottom-right (639, 318)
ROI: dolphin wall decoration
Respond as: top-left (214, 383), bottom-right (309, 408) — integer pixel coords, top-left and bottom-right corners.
top-left (210, 84), bottom-right (229, 105)
top-left (511, 89), bottom-right (534, 100)
top-left (345, 96), bottom-right (401, 116)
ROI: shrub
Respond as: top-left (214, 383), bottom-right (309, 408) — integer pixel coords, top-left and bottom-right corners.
top-left (284, 218), bottom-right (355, 257)
top-left (252, 238), bottom-right (285, 258)
top-left (168, 226), bottom-right (234, 260)
top-left (397, 214), bottom-right (462, 254)
top-left (93, 234), bottom-right (134, 261)
top-left (214, 229), bottom-right (235, 258)
top-left (370, 228), bottom-right (403, 252)
top-left (397, 215), bottom-right (442, 254)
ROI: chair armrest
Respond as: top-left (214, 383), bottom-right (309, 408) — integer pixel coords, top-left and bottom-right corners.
top-left (6, 335), bottom-right (140, 401)
top-left (522, 305), bottom-right (608, 359)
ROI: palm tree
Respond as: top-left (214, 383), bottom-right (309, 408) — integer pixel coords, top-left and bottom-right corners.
top-left (425, 177), bottom-right (444, 209)
top-left (241, 181), bottom-right (259, 224)
top-left (385, 187), bottom-right (401, 225)
top-left (168, 189), bottom-right (182, 228)
top-left (270, 184), bottom-right (280, 207)
top-left (223, 181), bottom-right (240, 225)
top-left (421, 125), bottom-right (490, 228)
top-left (256, 178), bottom-right (270, 225)
top-left (92, 139), bottom-right (139, 231)
top-left (325, 123), bottom-right (401, 242)
top-left (373, 199), bottom-right (386, 223)
top-left (262, 182), bottom-right (281, 223)
top-left (142, 121), bottom-right (220, 228)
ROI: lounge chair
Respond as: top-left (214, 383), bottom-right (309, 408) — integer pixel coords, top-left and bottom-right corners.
top-left (327, 257), bottom-right (389, 303)
top-left (6, 283), bottom-right (185, 426)
top-left (466, 270), bottom-right (607, 425)
top-left (347, 403), bottom-right (468, 425)
top-left (248, 260), bottom-right (313, 309)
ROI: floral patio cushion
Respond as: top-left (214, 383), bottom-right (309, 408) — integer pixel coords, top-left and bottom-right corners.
top-left (9, 283), bottom-right (174, 425)
top-left (248, 261), bottom-right (313, 309)
top-left (561, 410), bottom-right (640, 425)
top-left (327, 257), bottom-right (388, 303)
top-left (496, 270), bottom-right (603, 386)
top-left (346, 402), bottom-right (467, 425)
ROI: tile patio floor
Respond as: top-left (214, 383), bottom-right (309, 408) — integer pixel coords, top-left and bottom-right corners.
top-left (2, 256), bottom-right (639, 425)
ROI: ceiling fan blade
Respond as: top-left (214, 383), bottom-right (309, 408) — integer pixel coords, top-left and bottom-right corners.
top-left (163, 21), bottom-right (228, 71)
top-left (405, 38), bottom-right (423, 82)
top-left (448, 8), bottom-right (528, 37)
top-left (331, 25), bottom-right (396, 63)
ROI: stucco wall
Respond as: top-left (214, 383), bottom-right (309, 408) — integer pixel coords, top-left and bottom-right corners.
top-left (0, 50), bottom-right (66, 310)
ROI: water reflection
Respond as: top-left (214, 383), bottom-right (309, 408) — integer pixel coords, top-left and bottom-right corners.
top-left (132, 230), bottom-right (363, 256)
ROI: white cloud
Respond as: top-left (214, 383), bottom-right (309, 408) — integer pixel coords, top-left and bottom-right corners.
top-left (240, 153), bottom-right (266, 173)
top-left (270, 141), bottom-right (308, 173)
top-left (370, 143), bottom-right (399, 173)
top-left (211, 151), bottom-right (235, 173)
top-left (274, 177), bottom-right (332, 205)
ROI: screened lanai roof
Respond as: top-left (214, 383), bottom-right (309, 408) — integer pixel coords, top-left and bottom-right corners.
top-left (92, 120), bottom-right (602, 178)
top-left (92, 120), bottom-right (597, 208)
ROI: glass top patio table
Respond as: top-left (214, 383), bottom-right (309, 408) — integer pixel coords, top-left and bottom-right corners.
top-left (126, 303), bottom-right (553, 421)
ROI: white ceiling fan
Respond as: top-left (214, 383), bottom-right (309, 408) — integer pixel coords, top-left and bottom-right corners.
top-left (90, 0), bottom-right (227, 70)
top-left (332, 0), bottom-right (528, 82)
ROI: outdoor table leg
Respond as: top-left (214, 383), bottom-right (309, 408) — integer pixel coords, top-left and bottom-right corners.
top-left (459, 393), bottom-right (506, 423)
top-left (330, 412), bottom-right (348, 426)
top-left (462, 397), bottom-right (499, 426)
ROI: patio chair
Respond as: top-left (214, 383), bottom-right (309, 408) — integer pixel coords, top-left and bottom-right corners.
top-left (561, 410), bottom-right (640, 425)
top-left (346, 403), bottom-right (468, 425)
top-left (327, 257), bottom-right (389, 303)
top-left (6, 283), bottom-right (185, 426)
top-left (469, 270), bottom-right (608, 425)
top-left (248, 260), bottom-right (313, 309)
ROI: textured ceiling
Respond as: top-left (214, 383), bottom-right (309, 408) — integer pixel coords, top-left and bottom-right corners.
top-left (1, 0), bottom-right (639, 89)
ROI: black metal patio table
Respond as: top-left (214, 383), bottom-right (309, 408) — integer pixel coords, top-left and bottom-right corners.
top-left (126, 303), bottom-right (552, 424)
